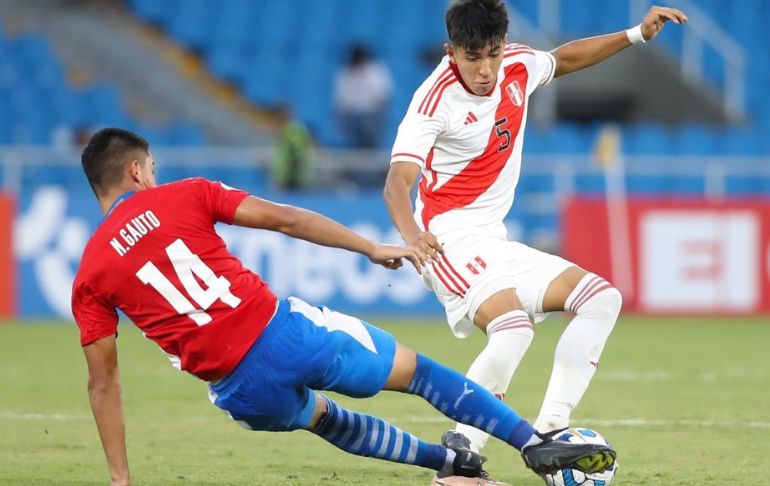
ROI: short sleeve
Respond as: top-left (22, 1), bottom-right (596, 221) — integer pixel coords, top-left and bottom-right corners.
top-left (390, 113), bottom-right (444, 168)
top-left (390, 60), bottom-right (454, 167)
top-left (525, 49), bottom-right (556, 95)
top-left (191, 178), bottom-right (250, 224)
top-left (72, 280), bottom-right (119, 346)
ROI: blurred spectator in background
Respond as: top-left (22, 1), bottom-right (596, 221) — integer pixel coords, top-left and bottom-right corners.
top-left (270, 106), bottom-right (313, 191)
top-left (334, 44), bottom-right (393, 149)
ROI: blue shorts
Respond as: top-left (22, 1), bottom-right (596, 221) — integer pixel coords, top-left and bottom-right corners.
top-left (208, 297), bottom-right (397, 432)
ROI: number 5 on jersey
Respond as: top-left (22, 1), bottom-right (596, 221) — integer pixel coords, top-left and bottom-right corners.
top-left (136, 239), bottom-right (241, 325)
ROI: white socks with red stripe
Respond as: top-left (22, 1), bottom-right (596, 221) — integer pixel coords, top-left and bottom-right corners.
top-left (534, 273), bottom-right (622, 433)
top-left (454, 309), bottom-right (534, 452)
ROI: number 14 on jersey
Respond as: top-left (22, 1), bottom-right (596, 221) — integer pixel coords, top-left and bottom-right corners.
top-left (136, 239), bottom-right (241, 325)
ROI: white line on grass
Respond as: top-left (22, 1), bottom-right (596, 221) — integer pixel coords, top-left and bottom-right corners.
top-left (401, 416), bottom-right (770, 429)
top-left (0, 411), bottom-right (85, 421)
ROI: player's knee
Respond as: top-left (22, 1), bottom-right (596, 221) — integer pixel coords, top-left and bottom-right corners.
top-left (488, 324), bottom-right (534, 343)
top-left (577, 285), bottom-right (622, 319)
top-left (307, 393), bottom-right (329, 430)
top-left (383, 343), bottom-right (418, 392)
top-left (484, 325), bottom-right (534, 368)
top-left (601, 286), bottom-right (623, 317)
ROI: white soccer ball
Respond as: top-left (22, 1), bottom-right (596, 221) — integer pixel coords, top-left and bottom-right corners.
top-left (542, 428), bottom-right (618, 486)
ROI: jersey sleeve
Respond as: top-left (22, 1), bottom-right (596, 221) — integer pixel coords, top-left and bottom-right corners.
top-left (524, 49), bottom-right (556, 96)
top-left (190, 178), bottom-right (250, 224)
top-left (72, 280), bottom-right (119, 346)
top-left (390, 70), bottom-right (449, 168)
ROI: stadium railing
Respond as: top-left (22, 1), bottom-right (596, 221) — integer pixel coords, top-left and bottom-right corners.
top-left (2, 146), bottom-right (769, 244)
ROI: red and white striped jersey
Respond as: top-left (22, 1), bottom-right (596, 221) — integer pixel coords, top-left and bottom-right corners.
top-left (391, 43), bottom-right (556, 241)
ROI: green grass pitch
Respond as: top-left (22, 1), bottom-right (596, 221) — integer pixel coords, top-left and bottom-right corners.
top-left (2, 315), bottom-right (769, 485)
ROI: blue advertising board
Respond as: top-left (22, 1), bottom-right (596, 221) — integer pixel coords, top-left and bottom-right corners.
top-left (15, 176), bottom-right (528, 319)
top-left (15, 184), bottom-right (456, 319)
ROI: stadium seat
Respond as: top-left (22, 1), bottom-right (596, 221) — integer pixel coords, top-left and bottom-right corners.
top-left (626, 175), bottom-right (667, 194)
top-left (725, 176), bottom-right (763, 195)
top-left (167, 0), bottom-right (210, 51)
top-left (720, 128), bottom-right (763, 155)
top-left (624, 124), bottom-right (674, 155)
top-left (669, 175), bottom-right (706, 195)
top-left (166, 123), bottom-right (206, 146)
top-left (674, 124), bottom-right (718, 155)
top-left (128, 0), bottom-right (177, 25)
top-left (574, 173), bottom-right (606, 194)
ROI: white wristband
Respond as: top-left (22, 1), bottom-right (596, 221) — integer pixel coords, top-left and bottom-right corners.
top-left (626, 23), bottom-right (647, 45)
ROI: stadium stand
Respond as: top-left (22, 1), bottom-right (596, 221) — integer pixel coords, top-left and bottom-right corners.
top-left (2, 1), bottom-right (768, 245)
top-left (0, 25), bottom-right (206, 146)
top-left (127, 0), bottom-right (769, 157)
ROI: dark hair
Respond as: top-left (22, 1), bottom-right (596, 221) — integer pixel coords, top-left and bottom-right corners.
top-left (81, 127), bottom-right (149, 195)
top-left (445, 0), bottom-right (508, 51)
top-left (348, 44), bottom-right (372, 67)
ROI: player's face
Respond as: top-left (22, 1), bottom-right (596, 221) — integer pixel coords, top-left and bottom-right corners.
top-left (446, 41), bottom-right (505, 96)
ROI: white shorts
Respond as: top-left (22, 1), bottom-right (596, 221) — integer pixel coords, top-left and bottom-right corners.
top-left (422, 235), bottom-right (574, 338)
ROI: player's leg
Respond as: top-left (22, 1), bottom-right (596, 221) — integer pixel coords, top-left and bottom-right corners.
top-left (385, 342), bottom-right (616, 475)
top-left (207, 300), bottom-right (479, 477)
top-left (450, 288), bottom-right (535, 452)
top-left (421, 238), bottom-right (537, 452)
top-left (533, 266), bottom-right (622, 433)
top-left (293, 297), bottom-right (614, 476)
top-left (305, 389), bottom-right (484, 478)
top-left (284, 300), bottom-right (488, 478)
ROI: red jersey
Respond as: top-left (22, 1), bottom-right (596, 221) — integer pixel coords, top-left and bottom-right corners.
top-left (71, 178), bottom-right (279, 381)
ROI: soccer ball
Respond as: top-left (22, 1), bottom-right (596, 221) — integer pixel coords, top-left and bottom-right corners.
top-left (543, 428), bottom-right (618, 486)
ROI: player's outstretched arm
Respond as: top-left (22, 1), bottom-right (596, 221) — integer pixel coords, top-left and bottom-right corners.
top-left (232, 196), bottom-right (425, 271)
top-left (83, 335), bottom-right (130, 486)
top-left (384, 162), bottom-right (444, 261)
top-left (551, 5), bottom-right (688, 78)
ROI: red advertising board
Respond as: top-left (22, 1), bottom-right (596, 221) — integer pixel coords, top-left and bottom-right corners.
top-left (0, 193), bottom-right (14, 318)
top-left (564, 198), bottom-right (770, 314)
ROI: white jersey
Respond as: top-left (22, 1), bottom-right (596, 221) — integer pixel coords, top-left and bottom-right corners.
top-left (391, 43), bottom-right (556, 242)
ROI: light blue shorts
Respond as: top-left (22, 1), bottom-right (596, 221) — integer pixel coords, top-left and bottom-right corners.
top-left (208, 297), bottom-right (396, 431)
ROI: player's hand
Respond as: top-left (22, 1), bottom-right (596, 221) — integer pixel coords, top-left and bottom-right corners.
top-left (404, 231), bottom-right (444, 264)
top-left (110, 478), bottom-right (130, 486)
top-left (368, 243), bottom-right (424, 273)
top-left (640, 6), bottom-right (688, 41)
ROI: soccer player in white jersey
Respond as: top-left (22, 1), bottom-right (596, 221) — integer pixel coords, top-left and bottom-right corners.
top-left (385, 0), bottom-right (687, 452)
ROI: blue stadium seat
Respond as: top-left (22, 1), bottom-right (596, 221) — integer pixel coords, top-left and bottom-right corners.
top-left (166, 123), bottom-right (206, 146)
top-left (10, 34), bottom-right (53, 74)
top-left (242, 52), bottom-right (287, 106)
top-left (167, 0), bottom-right (210, 51)
top-left (720, 128), bottom-right (763, 155)
top-left (543, 124), bottom-right (593, 154)
top-left (207, 48), bottom-right (242, 82)
top-left (0, 25), bottom-right (203, 149)
top-left (523, 128), bottom-right (549, 154)
top-left (298, 1), bottom-right (343, 49)
top-left (624, 124), bottom-right (674, 155)
top-left (669, 175), bottom-right (706, 195)
top-left (674, 124), bottom-right (718, 155)
top-left (626, 175), bottom-right (667, 194)
top-left (343, 0), bottom-right (386, 45)
top-left (725, 176), bottom-right (763, 195)
top-left (517, 173), bottom-right (555, 194)
top-left (559, 0), bottom-right (604, 37)
top-left (574, 173), bottom-right (606, 194)
top-left (417, 0), bottom-right (449, 44)
top-left (129, 0), bottom-right (179, 27)
top-left (507, 0), bottom-right (538, 27)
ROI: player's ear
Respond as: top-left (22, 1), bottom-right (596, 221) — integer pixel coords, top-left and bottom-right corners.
top-left (444, 43), bottom-right (455, 62)
top-left (128, 159), bottom-right (142, 185)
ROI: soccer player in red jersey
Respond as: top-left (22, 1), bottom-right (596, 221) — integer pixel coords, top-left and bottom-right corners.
top-left (385, 0), bottom-right (687, 452)
top-left (73, 128), bottom-right (616, 485)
